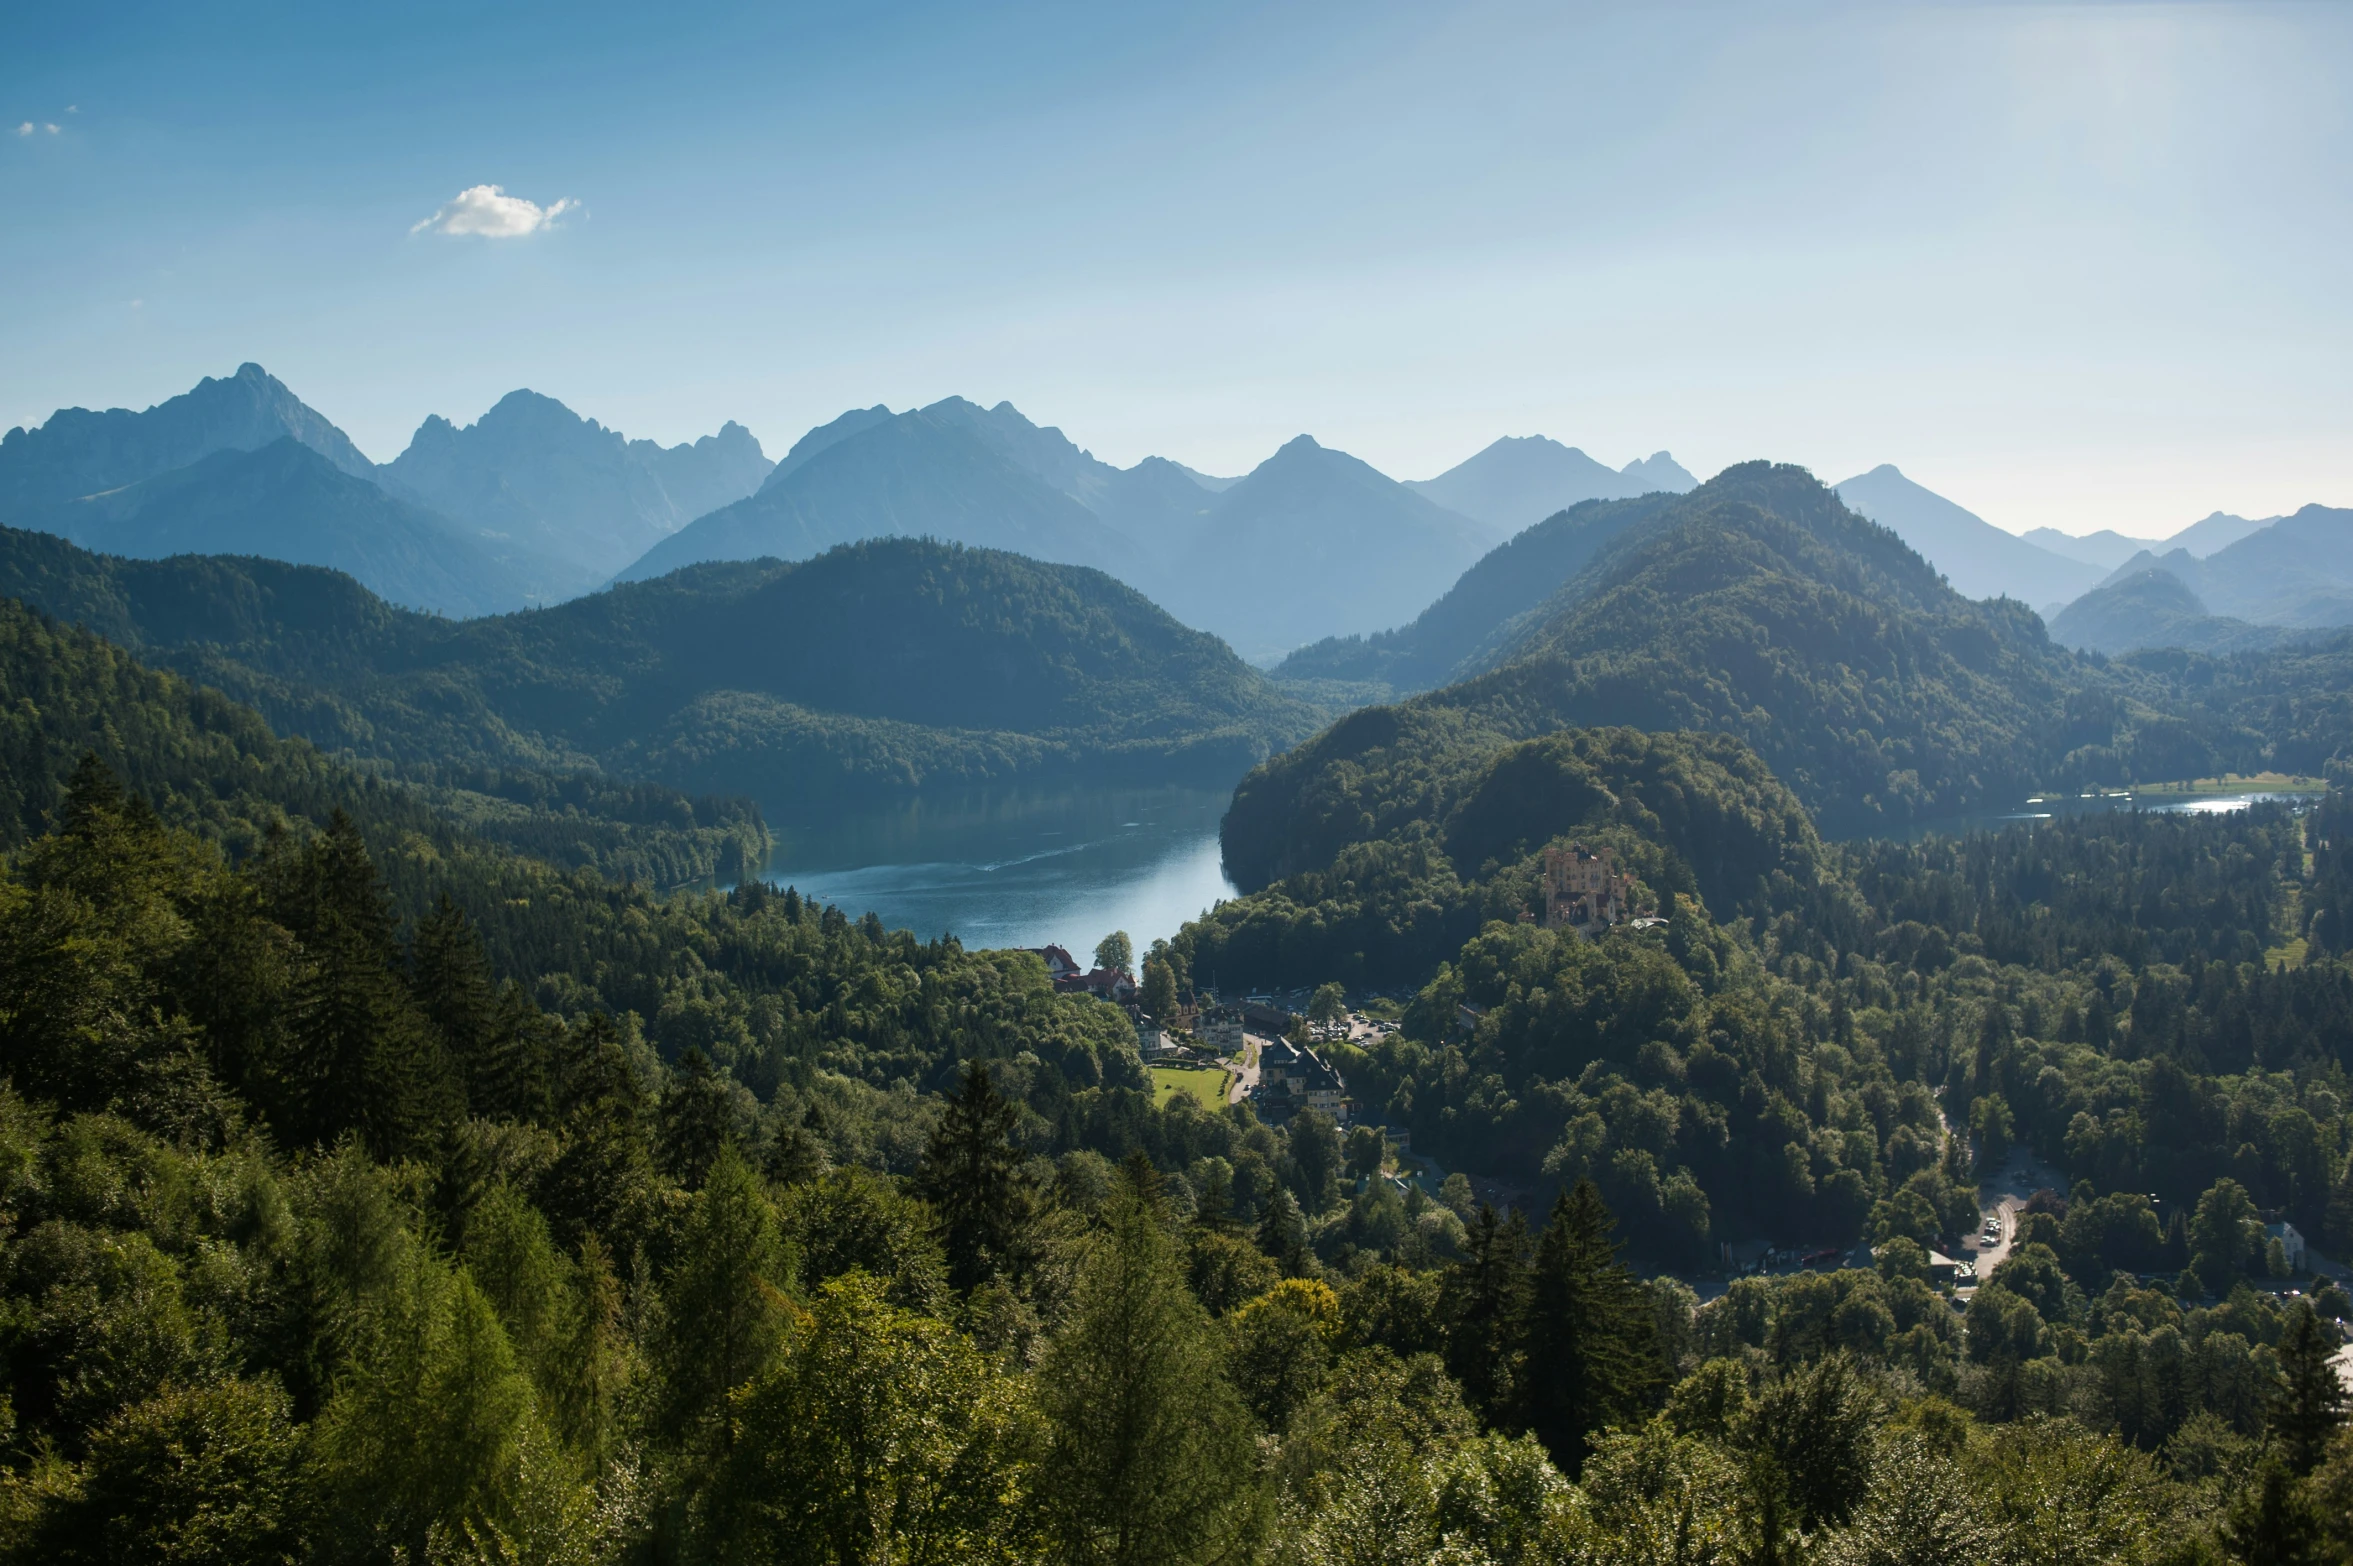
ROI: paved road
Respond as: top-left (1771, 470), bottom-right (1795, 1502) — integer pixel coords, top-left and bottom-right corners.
top-left (1226, 1033), bottom-right (1265, 1105)
top-left (1967, 1150), bottom-right (2067, 1285)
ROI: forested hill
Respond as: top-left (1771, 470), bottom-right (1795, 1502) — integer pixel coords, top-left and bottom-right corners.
top-left (0, 526), bottom-right (1323, 804)
top-left (1266, 462), bottom-right (2180, 839)
top-left (0, 595), bottom-right (766, 885)
top-left (1185, 722), bottom-right (1828, 990)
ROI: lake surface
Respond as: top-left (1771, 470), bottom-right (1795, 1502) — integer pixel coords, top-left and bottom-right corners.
top-left (1892, 787), bottom-right (2321, 841)
top-left (749, 785), bottom-right (1238, 954)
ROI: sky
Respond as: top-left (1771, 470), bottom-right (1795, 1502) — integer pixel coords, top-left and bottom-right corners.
top-left (5, 0), bottom-right (2348, 538)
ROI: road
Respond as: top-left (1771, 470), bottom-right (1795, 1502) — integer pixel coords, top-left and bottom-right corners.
top-left (1226, 1033), bottom-right (1265, 1105)
top-left (1966, 1148), bottom-right (2068, 1286)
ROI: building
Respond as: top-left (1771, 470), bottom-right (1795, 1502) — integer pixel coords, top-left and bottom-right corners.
top-left (1255, 1037), bottom-right (1349, 1124)
top-left (2268, 1220), bottom-right (2307, 1272)
top-left (1028, 945), bottom-right (1082, 983)
top-left (1541, 842), bottom-right (1636, 934)
top-left (1198, 1004), bottom-right (1246, 1054)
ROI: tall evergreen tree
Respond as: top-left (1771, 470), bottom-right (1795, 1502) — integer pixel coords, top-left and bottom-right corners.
top-left (1516, 1180), bottom-right (1665, 1474)
top-left (2272, 1299), bottom-right (2348, 1476)
top-left (1256, 1184), bottom-right (1313, 1278)
top-left (1443, 1204), bottom-right (1532, 1426)
top-left (659, 1048), bottom-right (738, 1190)
top-left (1038, 1161), bottom-right (1256, 1565)
top-left (913, 1061), bottom-right (1037, 1295)
top-left (654, 1143), bottom-right (792, 1449)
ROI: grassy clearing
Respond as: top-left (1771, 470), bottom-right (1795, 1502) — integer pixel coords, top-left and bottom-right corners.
top-left (1151, 1064), bottom-right (1228, 1110)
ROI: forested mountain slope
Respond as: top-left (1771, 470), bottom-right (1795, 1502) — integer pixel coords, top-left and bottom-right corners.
top-left (0, 525), bottom-right (1322, 804)
top-left (1322, 462), bottom-right (2111, 836)
top-left (0, 594), bottom-right (765, 884)
top-left (1273, 494), bottom-right (1675, 694)
top-left (2049, 568), bottom-right (2294, 656)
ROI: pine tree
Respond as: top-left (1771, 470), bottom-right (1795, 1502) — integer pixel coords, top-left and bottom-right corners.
top-left (1256, 1184), bottom-right (1312, 1278)
top-left (913, 1061), bottom-right (1036, 1295)
top-left (659, 1048), bottom-right (737, 1190)
top-left (2272, 1300), bottom-right (2348, 1475)
top-left (1443, 1204), bottom-right (1531, 1426)
top-left (411, 894), bottom-right (549, 1121)
top-left (1517, 1180), bottom-right (1666, 1474)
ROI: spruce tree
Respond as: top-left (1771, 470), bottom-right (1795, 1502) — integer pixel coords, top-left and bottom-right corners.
top-left (1443, 1204), bottom-right (1532, 1426)
top-left (1256, 1184), bottom-right (1312, 1278)
top-left (1516, 1180), bottom-right (1666, 1474)
top-left (659, 1048), bottom-right (737, 1190)
top-left (913, 1061), bottom-right (1036, 1295)
top-left (2272, 1299), bottom-right (2348, 1475)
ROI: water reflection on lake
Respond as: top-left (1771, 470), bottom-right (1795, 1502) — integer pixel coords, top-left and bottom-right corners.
top-left (747, 785), bottom-right (1238, 954)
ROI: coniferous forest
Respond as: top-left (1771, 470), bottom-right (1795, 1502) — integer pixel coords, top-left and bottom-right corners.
top-left (4, 465), bottom-right (2353, 1562)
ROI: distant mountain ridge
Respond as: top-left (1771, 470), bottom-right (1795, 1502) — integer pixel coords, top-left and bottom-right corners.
top-left (621, 400), bottom-right (1497, 663)
top-left (20, 439), bottom-right (539, 618)
top-left (1405, 436), bottom-right (1695, 532)
top-left (1, 364), bottom-right (774, 619)
top-left (0, 362), bottom-right (377, 512)
top-left (2096, 506), bottom-right (2353, 629)
top-left (1832, 464), bottom-right (2103, 608)
top-left (383, 387), bottom-right (772, 597)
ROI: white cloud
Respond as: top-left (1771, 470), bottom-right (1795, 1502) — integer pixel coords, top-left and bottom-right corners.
top-left (42, 123), bottom-right (57, 134)
top-left (13, 124), bottom-right (28, 137)
top-left (409, 184), bottom-right (578, 238)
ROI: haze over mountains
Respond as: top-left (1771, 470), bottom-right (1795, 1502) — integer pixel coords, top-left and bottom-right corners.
top-left (1402, 436), bottom-right (1695, 532)
top-left (382, 389), bottom-right (773, 598)
top-left (0, 364), bottom-right (772, 614)
top-left (623, 397), bottom-right (1526, 662)
top-left (4, 362), bottom-right (2345, 685)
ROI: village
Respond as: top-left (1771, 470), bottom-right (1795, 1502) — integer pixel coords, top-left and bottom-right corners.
top-left (1030, 838), bottom-right (2353, 1329)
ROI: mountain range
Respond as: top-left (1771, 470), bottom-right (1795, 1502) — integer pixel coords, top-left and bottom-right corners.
top-left (1831, 465), bottom-right (2104, 609)
top-left (2023, 510), bottom-right (2273, 570)
top-left (2090, 506), bottom-right (2353, 629)
top-left (381, 388), bottom-right (773, 598)
top-left (620, 399), bottom-right (1509, 662)
top-left (0, 365), bottom-right (772, 615)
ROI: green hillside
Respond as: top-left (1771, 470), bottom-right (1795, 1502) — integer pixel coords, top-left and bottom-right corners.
top-left (0, 526), bottom-right (1322, 806)
top-left (0, 595), bottom-right (765, 885)
top-left (1183, 721), bottom-right (1826, 992)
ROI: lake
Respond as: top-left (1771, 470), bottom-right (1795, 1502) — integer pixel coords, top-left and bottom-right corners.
top-left (748, 784), bottom-right (1238, 955)
top-left (1890, 785), bottom-right (2323, 841)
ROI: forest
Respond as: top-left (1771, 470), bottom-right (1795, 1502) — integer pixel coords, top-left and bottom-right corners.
top-left (5, 487), bottom-right (2353, 1561)
top-left (0, 524), bottom-right (1322, 809)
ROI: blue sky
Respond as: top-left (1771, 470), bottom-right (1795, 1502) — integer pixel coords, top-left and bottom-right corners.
top-left (5, 0), bottom-right (2348, 536)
